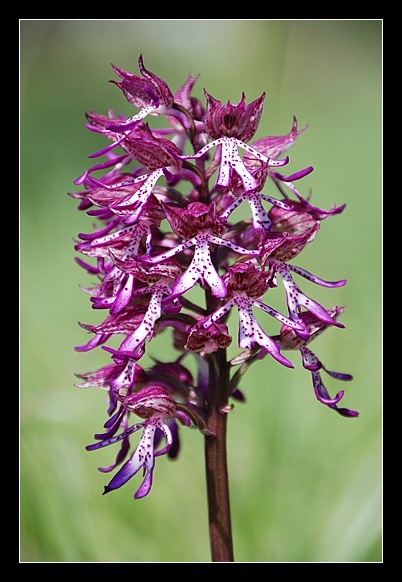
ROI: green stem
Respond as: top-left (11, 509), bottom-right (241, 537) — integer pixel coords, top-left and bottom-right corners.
top-left (204, 346), bottom-right (234, 562)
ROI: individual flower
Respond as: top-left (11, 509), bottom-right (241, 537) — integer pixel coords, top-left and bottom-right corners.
top-left (75, 255), bottom-right (182, 359)
top-left (78, 55), bottom-right (200, 163)
top-left (75, 124), bottom-right (186, 222)
top-left (184, 320), bottom-right (232, 354)
top-left (201, 262), bottom-right (308, 368)
top-left (182, 91), bottom-right (289, 193)
top-left (86, 385), bottom-right (192, 499)
top-left (101, 258), bottom-right (183, 360)
top-left (141, 201), bottom-right (260, 300)
top-left (104, 54), bottom-right (176, 131)
top-left (218, 117), bottom-right (309, 231)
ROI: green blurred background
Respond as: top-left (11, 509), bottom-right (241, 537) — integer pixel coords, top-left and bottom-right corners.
top-left (20, 20), bottom-right (382, 562)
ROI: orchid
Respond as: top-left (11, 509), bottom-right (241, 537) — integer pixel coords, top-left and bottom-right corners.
top-left (200, 261), bottom-right (304, 368)
top-left (71, 55), bottom-right (358, 562)
top-left (85, 385), bottom-right (191, 499)
top-left (141, 201), bottom-right (260, 299)
top-left (182, 91), bottom-right (290, 193)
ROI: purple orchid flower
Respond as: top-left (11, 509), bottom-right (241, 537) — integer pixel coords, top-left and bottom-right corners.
top-left (72, 56), bottom-right (358, 510)
top-left (86, 385), bottom-right (191, 499)
top-left (181, 91), bottom-right (289, 193)
top-left (201, 262), bottom-right (307, 368)
top-left (141, 201), bottom-right (260, 299)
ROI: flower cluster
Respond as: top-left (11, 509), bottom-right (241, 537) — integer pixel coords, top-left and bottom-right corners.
top-left (71, 55), bottom-right (358, 499)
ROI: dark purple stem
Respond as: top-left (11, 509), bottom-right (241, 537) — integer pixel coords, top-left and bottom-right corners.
top-left (204, 292), bottom-right (234, 562)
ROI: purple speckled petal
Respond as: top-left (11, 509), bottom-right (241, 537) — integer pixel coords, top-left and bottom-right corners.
top-left (169, 237), bottom-right (227, 299)
top-left (118, 291), bottom-right (164, 353)
top-left (217, 138), bottom-right (258, 192)
top-left (300, 346), bottom-right (321, 371)
top-left (235, 298), bottom-right (293, 368)
top-left (110, 357), bottom-right (138, 393)
top-left (109, 274), bottom-right (134, 315)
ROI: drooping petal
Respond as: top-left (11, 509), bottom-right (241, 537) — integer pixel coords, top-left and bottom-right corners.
top-left (311, 370), bottom-right (359, 417)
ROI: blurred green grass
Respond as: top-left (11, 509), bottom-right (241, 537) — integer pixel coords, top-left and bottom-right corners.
top-left (20, 20), bottom-right (382, 562)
